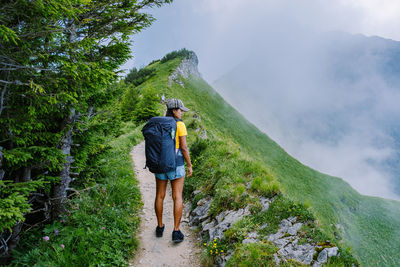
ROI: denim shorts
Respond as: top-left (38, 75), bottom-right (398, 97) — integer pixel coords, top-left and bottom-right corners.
top-left (155, 165), bottom-right (186, 180)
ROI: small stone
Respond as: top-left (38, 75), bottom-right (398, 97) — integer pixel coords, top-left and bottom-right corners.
top-left (273, 237), bottom-right (291, 248)
top-left (242, 238), bottom-right (259, 244)
top-left (208, 206), bottom-right (250, 241)
top-left (287, 216), bottom-right (297, 223)
top-left (193, 190), bottom-right (201, 195)
top-left (317, 249), bottom-right (328, 264)
top-left (288, 244), bottom-right (316, 265)
top-left (197, 197), bottom-right (210, 206)
top-left (278, 247), bottom-right (288, 257)
top-left (326, 247), bottom-right (339, 257)
top-left (279, 219), bottom-right (292, 232)
top-left (216, 210), bottom-right (228, 224)
top-left (260, 223), bottom-right (268, 229)
top-left (287, 223), bottom-right (303, 236)
top-left (190, 198), bottom-right (212, 226)
top-left (268, 231), bottom-right (285, 241)
top-left (247, 231), bottom-right (259, 239)
top-left (260, 197), bottom-right (270, 212)
top-left (183, 201), bottom-right (192, 217)
top-left (273, 253), bottom-right (281, 265)
top-left (202, 219), bottom-right (217, 233)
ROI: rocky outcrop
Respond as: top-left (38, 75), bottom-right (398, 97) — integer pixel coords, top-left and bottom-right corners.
top-left (269, 217), bottom-right (339, 266)
top-left (189, 196), bottom-right (251, 243)
top-left (186, 191), bottom-right (249, 267)
top-left (185, 192), bottom-right (342, 267)
top-left (168, 52), bottom-right (200, 87)
top-left (187, 194), bottom-right (271, 266)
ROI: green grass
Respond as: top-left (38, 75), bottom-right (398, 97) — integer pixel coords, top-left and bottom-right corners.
top-left (138, 56), bottom-right (400, 266)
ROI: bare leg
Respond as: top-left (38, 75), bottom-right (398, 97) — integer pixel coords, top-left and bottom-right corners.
top-left (171, 176), bottom-right (184, 231)
top-left (155, 178), bottom-right (168, 227)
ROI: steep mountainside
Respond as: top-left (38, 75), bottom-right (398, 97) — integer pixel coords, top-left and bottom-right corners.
top-left (123, 49), bottom-right (400, 266)
top-left (136, 51), bottom-right (400, 266)
top-left (214, 32), bottom-right (400, 199)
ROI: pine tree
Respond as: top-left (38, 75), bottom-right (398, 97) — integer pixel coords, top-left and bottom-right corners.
top-left (0, 0), bottom-right (172, 257)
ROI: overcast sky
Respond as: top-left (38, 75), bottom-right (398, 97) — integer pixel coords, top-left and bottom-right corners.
top-left (121, 0), bottom-right (400, 200)
top-left (121, 0), bottom-right (400, 82)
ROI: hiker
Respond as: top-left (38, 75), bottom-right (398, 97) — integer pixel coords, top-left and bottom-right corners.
top-left (154, 99), bottom-right (192, 243)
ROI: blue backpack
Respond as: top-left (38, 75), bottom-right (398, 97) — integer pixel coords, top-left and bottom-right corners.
top-left (142, 117), bottom-right (179, 173)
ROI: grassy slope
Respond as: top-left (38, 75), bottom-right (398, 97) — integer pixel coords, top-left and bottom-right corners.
top-left (141, 58), bottom-right (400, 266)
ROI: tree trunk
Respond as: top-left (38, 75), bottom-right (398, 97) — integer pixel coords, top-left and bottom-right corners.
top-left (51, 108), bottom-right (76, 220)
top-left (0, 146), bottom-right (4, 180)
top-left (7, 223), bottom-right (22, 254)
top-left (21, 166), bottom-right (31, 182)
top-left (50, 19), bottom-right (79, 221)
top-left (0, 71), bottom-right (9, 117)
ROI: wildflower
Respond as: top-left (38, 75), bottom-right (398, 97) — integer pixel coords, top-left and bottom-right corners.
top-left (101, 226), bottom-right (105, 230)
top-left (213, 238), bottom-right (217, 242)
top-left (210, 250), bottom-right (213, 255)
top-left (43, 236), bottom-right (50, 241)
top-left (61, 244), bottom-right (65, 249)
top-left (204, 243), bottom-right (207, 246)
top-left (107, 204), bottom-right (110, 207)
top-left (54, 229), bottom-right (59, 235)
top-left (221, 250), bottom-right (224, 253)
top-left (102, 188), bottom-right (107, 193)
top-left (213, 243), bottom-right (217, 248)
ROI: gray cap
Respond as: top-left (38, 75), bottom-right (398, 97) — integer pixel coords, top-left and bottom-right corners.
top-left (166, 98), bottom-right (189, 112)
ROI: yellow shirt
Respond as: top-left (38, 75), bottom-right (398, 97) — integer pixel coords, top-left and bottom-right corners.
top-left (176, 121), bottom-right (187, 149)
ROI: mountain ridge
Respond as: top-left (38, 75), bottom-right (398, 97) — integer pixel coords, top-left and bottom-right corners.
top-left (154, 50), bottom-right (400, 266)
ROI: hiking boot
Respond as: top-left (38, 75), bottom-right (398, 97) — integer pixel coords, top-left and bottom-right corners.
top-left (172, 229), bottom-right (184, 243)
top-left (156, 224), bottom-right (164, 237)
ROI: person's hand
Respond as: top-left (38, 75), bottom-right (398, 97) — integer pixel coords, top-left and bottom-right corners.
top-left (187, 165), bottom-right (193, 177)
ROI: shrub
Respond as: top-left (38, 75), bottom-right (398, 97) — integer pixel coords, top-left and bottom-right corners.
top-left (0, 180), bottom-right (44, 232)
top-left (120, 84), bottom-right (141, 121)
top-left (251, 177), bottom-right (280, 197)
top-left (227, 242), bottom-right (277, 266)
top-left (125, 67), bottom-right (155, 86)
top-left (148, 59), bottom-right (160, 66)
top-left (160, 48), bottom-right (194, 63)
top-left (133, 87), bottom-right (161, 122)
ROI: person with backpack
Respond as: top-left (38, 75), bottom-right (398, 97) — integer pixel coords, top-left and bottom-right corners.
top-left (142, 98), bottom-right (192, 243)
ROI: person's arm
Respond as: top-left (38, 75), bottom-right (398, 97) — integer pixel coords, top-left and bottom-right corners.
top-left (179, 135), bottom-right (192, 177)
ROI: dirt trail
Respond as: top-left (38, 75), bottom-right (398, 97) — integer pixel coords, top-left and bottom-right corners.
top-left (129, 142), bottom-right (202, 267)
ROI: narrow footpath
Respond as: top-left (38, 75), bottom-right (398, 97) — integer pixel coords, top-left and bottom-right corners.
top-left (129, 142), bottom-right (202, 267)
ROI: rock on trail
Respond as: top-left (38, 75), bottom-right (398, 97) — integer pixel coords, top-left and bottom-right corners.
top-left (129, 142), bottom-right (202, 267)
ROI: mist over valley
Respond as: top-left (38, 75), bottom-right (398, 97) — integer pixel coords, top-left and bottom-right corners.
top-left (214, 31), bottom-right (400, 200)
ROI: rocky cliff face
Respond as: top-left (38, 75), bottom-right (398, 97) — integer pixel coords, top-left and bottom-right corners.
top-left (169, 52), bottom-right (200, 87)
